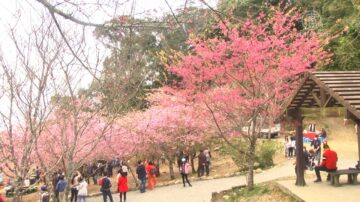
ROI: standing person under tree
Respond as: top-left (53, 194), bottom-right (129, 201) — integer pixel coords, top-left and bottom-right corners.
top-left (180, 157), bottom-right (192, 187)
top-left (76, 177), bottom-right (88, 202)
top-left (136, 160), bottom-right (147, 193)
top-left (117, 170), bottom-right (128, 202)
top-left (146, 161), bottom-right (157, 191)
top-left (197, 150), bottom-right (206, 177)
top-left (100, 174), bottom-right (113, 202)
top-left (204, 149), bottom-right (211, 176)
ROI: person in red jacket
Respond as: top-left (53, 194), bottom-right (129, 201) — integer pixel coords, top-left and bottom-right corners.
top-left (314, 144), bottom-right (337, 182)
top-left (117, 171), bottom-right (128, 202)
top-left (146, 161), bottom-right (157, 190)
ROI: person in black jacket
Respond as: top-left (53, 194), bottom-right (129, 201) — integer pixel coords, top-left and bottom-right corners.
top-left (136, 161), bottom-right (147, 193)
top-left (197, 150), bottom-right (206, 177)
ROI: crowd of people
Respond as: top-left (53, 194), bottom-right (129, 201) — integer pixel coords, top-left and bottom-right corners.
top-left (0, 148), bottom-right (213, 202)
top-left (285, 125), bottom-right (338, 183)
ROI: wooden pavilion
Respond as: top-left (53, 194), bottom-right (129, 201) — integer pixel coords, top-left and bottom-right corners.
top-left (283, 71), bottom-right (360, 186)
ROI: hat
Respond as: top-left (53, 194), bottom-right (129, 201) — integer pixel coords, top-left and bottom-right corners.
top-left (121, 165), bottom-right (128, 173)
top-left (41, 185), bottom-right (47, 191)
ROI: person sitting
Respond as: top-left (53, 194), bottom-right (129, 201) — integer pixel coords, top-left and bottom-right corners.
top-left (314, 144), bottom-right (337, 182)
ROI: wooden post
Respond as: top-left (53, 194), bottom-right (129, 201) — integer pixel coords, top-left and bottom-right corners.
top-left (320, 88), bottom-right (326, 107)
top-left (295, 109), bottom-right (306, 186)
top-left (356, 120), bottom-right (360, 169)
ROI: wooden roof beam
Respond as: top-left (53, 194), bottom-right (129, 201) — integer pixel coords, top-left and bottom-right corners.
top-left (310, 74), bottom-right (360, 120)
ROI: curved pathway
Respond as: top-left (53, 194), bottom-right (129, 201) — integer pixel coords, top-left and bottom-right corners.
top-left (89, 161), bottom-right (295, 202)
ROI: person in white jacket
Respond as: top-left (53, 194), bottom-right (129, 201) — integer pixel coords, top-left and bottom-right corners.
top-left (77, 177), bottom-right (88, 202)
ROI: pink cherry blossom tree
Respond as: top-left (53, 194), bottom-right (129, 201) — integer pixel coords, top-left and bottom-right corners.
top-left (119, 89), bottom-right (208, 179)
top-left (169, 10), bottom-right (331, 188)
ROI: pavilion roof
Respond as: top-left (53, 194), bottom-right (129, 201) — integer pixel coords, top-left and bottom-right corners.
top-left (284, 71), bottom-right (360, 119)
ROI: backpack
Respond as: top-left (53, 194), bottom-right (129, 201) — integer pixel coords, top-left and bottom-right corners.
top-left (41, 192), bottom-right (50, 202)
top-left (98, 178), bottom-right (103, 186)
top-left (100, 177), bottom-right (111, 192)
top-left (150, 168), bottom-right (157, 176)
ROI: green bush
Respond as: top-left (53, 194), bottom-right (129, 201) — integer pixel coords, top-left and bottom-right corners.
top-left (219, 138), bottom-right (249, 171)
top-left (256, 141), bottom-right (281, 169)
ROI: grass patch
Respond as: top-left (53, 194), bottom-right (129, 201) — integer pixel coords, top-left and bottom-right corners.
top-left (213, 183), bottom-right (299, 202)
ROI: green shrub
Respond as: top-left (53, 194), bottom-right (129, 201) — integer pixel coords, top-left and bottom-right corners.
top-left (256, 141), bottom-right (281, 169)
top-left (219, 138), bottom-right (249, 171)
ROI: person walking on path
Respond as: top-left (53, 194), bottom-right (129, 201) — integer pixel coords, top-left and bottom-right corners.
top-left (146, 161), bottom-right (157, 191)
top-left (55, 175), bottom-right (67, 202)
top-left (77, 176), bottom-right (88, 202)
top-left (136, 160), bottom-right (147, 193)
top-left (117, 171), bottom-right (128, 202)
top-left (197, 150), bottom-right (206, 177)
top-left (180, 157), bottom-right (192, 187)
top-left (100, 174), bottom-right (113, 202)
top-left (314, 144), bottom-right (338, 182)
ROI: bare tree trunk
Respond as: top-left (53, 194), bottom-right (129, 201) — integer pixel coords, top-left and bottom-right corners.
top-left (267, 116), bottom-right (274, 140)
top-left (246, 117), bottom-right (258, 190)
top-left (190, 151), bottom-right (196, 174)
top-left (13, 179), bottom-right (23, 202)
top-left (246, 140), bottom-right (256, 190)
top-left (127, 165), bottom-right (139, 187)
top-left (294, 109), bottom-right (306, 186)
top-left (168, 159), bottom-right (175, 180)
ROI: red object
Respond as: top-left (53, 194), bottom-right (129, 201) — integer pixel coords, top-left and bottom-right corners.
top-left (146, 164), bottom-right (156, 177)
top-left (0, 194), bottom-right (5, 202)
top-left (117, 176), bottom-right (128, 192)
top-left (303, 132), bottom-right (316, 140)
top-left (303, 132), bottom-right (321, 140)
top-left (98, 178), bottom-right (103, 186)
top-left (321, 149), bottom-right (338, 169)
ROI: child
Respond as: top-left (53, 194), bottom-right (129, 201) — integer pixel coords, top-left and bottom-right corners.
top-left (40, 185), bottom-right (50, 202)
top-left (117, 171), bottom-right (128, 202)
top-left (308, 149), bottom-right (316, 171)
top-left (284, 136), bottom-right (289, 157)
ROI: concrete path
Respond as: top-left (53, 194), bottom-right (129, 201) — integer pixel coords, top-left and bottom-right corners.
top-left (278, 179), bottom-right (360, 202)
top-left (89, 160), bottom-right (295, 202)
top-left (278, 158), bottom-right (360, 202)
top-left (89, 158), bottom-right (359, 202)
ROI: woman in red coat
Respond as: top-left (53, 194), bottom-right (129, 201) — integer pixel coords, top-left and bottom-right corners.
top-left (146, 161), bottom-right (157, 190)
top-left (117, 172), bottom-right (128, 202)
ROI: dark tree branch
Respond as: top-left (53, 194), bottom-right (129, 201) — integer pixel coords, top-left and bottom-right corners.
top-left (164, 0), bottom-right (187, 34)
top-left (49, 11), bottom-right (101, 82)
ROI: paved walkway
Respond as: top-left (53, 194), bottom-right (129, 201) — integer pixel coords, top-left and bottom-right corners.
top-left (89, 161), bottom-right (295, 202)
top-left (89, 158), bottom-right (358, 202)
